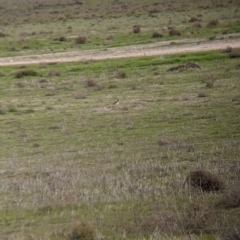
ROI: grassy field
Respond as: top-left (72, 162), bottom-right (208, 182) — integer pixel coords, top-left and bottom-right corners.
top-left (0, 0), bottom-right (240, 239)
top-left (0, 0), bottom-right (240, 57)
top-left (0, 49), bottom-right (240, 239)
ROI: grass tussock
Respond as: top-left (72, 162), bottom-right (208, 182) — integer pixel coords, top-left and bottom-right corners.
top-left (169, 28), bottom-right (181, 36)
top-left (14, 69), bottom-right (38, 78)
top-left (133, 25), bottom-right (141, 33)
top-left (67, 221), bottom-right (96, 240)
top-left (152, 31), bottom-right (163, 38)
top-left (75, 36), bottom-right (87, 44)
top-left (185, 170), bottom-right (225, 192)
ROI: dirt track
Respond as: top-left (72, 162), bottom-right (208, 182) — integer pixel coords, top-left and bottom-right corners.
top-left (0, 38), bottom-right (240, 66)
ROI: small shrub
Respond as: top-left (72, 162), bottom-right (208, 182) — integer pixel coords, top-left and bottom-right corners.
top-left (205, 81), bottom-right (215, 88)
top-left (59, 36), bottom-right (67, 41)
top-left (0, 107), bottom-right (7, 115)
top-left (74, 92), bottom-right (86, 99)
top-left (194, 23), bottom-right (202, 28)
top-left (85, 79), bottom-right (96, 88)
top-left (8, 105), bottom-right (17, 113)
top-left (14, 69), bottom-right (38, 78)
top-left (189, 17), bottom-right (199, 22)
top-left (0, 32), bottom-right (6, 37)
top-left (152, 31), bottom-right (163, 38)
top-left (229, 50), bottom-right (240, 58)
top-left (207, 19), bottom-right (219, 26)
top-left (68, 221), bottom-right (96, 240)
top-left (182, 201), bottom-right (221, 234)
top-left (220, 226), bottom-right (240, 240)
top-left (169, 28), bottom-right (181, 36)
top-left (185, 169), bottom-right (224, 192)
top-left (133, 25), bottom-right (141, 33)
top-left (75, 36), bottom-right (87, 44)
top-left (209, 35), bottom-right (216, 41)
top-left (197, 93), bottom-right (207, 98)
top-left (222, 46), bottom-right (232, 53)
top-left (217, 188), bottom-right (240, 208)
top-left (114, 69), bottom-right (126, 79)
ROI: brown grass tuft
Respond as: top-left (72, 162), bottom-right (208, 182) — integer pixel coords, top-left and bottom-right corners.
top-left (169, 28), bottom-right (181, 36)
top-left (217, 187), bottom-right (240, 208)
top-left (75, 36), bottom-right (87, 44)
top-left (84, 79), bottom-right (96, 88)
top-left (14, 69), bottom-right (38, 78)
top-left (207, 19), bottom-right (219, 26)
top-left (152, 31), bottom-right (163, 38)
top-left (222, 46), bottom-right (232, 53)
top-left (67, 221), bottom-right (96, 240)
top-left (185, 169), bottom-right (224, 192)
top-left (228, 50), bottom-right (240, 58)
top-left (182, 200), bottom-right (221, 234)
top-left (133, 25), bottom-right (141, 33)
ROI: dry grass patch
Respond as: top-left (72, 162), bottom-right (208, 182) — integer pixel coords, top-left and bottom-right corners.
top-left (75, 36), bottom-right (87, 44)
top-left (67, 221), bottom-right (96, 240)
top-left (152, 31), bottom-right (163, 38)
top-left (133, 25), bottom-right (141, 33)
top-left (207, 19), bottom-right (219, 26)
top-left (181, 200), bottom-right (221, 235)
top-left (184, 169), bottom-right (225, 192)
top-left (169, 28), bottom-right (181, 36)
top-left (14, 69), bottom-right (38, 78)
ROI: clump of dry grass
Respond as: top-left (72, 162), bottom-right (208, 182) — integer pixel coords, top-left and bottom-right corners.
top-left (139, 211), bottom-right (180, 234)
top-left (228, 49), bottom-right (240, 58)
top-left (152, 31), bottom-right (163, 38)
top-left (84, 79), bottom-right (96, 87)
top-left (133, 25), bottom-right (141, 33)
top-left (14, 69), bottom-right (38, 78)
top-left (74, 92), bottom-right (86, 99)
top-left (181, 200), bottom-right (221, 235)
top-left (220, 226), bottom-right (240, 240)
top-left (169, 28), bottom-right (181, 36)
top-left (59, 36), bottom-right (67, 41)
top-left (222, 46), bottom-right (232, 53)
top-left (114, 69), bottom-right (126, 79)
top-left (75, 36), bottom-right (87, 44)
top-left (207, 19), bottom-right (219, 26)
top-left (185, 169), bottom-right (224, 192)
top-left (197, 92), bottom-right (207, 98)
top-left (67, 221), bottom-right (96, 240)
top-left (189, 17), bottom-right (200, 22)
top-left (217, 187), bottom-right (240, 208)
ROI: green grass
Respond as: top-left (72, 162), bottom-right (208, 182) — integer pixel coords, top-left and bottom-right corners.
top-left (0, 0), bottom-right (239, 57)
top-left (0, 50), bottom-right (240, 239)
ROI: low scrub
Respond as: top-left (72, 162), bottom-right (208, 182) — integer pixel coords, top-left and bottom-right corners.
top-left (14, 69), bottom-right (38, 78)
top-left (184, 169), bottom-right (224, 192)
top-left (169, 28), bottom-right (181, 36)
top-left (207, 19), bottom-right (219, 26)
top-left (75, 36), bottom-right (87, 44)
top-left (67, 221), bottom-right (96, 240)
top-left (152, 31), bottom-right (163, 38)
top-left (133, 25), bottom-right (141, 33)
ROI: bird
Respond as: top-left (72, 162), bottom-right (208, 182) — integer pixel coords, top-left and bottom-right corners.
top-left (112, 98), bottom-right (120, 105)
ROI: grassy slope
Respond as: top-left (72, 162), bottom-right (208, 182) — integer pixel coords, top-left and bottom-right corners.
top-left (0, 0), bottom-right (239, 57)
top-left (0, 50), bottom-right (240, 239)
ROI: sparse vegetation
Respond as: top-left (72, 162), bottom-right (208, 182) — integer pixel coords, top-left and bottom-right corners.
top-left (133, 25), bottom-right (141, 33)
top-left (169, 28), bottom-right (181, 36)
top-left (75, 36), bottom-right (87, 44)
top-left (68, 222), bottom-right (96, 240)
top-left (14, 69), bottom-right (38, 78)
top-left (152, 31), bottom-right (163, 38)
top-left (0, 0), bottom-right (240, 239)
top-left (185, 170), bottom-right (225, 192)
